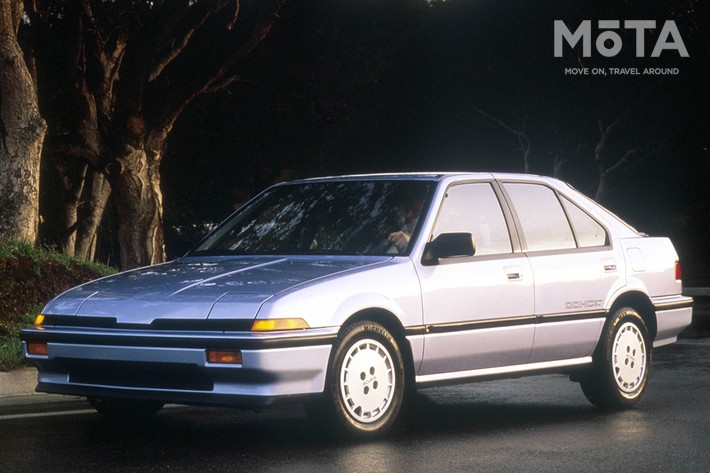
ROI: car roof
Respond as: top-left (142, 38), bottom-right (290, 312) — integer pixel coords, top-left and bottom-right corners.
top-left (276, 172), bottom-right (563, 185)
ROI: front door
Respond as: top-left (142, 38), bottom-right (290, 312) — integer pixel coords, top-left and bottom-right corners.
top-left (416, 182), bottom-right (535, 376)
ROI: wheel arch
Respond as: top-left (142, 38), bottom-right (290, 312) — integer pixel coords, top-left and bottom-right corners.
top-left (338, 308), bottom-right (416, 393)
top-left (608, 290), bottom-right (657, 341)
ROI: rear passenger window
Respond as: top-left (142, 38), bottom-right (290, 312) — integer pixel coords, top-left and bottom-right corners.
top-left (503, 183), bottom-right (575, 252)
top-left (562, 197), bottom-right (607, 247)
top-left (432, 183), bottom-right (512, 256)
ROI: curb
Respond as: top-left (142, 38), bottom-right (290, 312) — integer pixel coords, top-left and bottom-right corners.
top-left (0, 368), bottom-right (38, 398)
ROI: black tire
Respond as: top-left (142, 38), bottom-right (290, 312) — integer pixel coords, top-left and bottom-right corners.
top-left (580, 307), bottom-right (651, 409)
top-left (88, 397), bottom-right (165, 421)
top-left (316, 320), bottom-right (406, 438)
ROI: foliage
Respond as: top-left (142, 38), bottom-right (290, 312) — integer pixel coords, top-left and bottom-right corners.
top-left (0, 310), bottom-right (39, 371)
top-left (0, 241), bottom-right (115, 370)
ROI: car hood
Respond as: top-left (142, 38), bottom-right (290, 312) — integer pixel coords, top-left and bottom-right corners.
top-left (44, 256), bottom-right (389, 324)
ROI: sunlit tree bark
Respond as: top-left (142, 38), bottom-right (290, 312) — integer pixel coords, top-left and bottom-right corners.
top-left (0, 0), bottom-right (46, 243)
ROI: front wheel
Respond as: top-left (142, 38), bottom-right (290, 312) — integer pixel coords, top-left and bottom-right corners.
top-left (320, 320), bottom-right (406, 438)
top-left (580, 307), bottom-right (651, 409)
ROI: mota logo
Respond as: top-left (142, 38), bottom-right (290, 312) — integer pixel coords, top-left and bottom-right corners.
top-left (554, 20), bottom-right (689, 58)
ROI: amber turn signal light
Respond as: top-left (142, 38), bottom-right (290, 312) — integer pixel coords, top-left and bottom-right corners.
top-left (27, 342), bottom-right (49, 356)
top-left (251, 318), bottom-right (309, 331)
top-left (34, 314), bottom-right (45, 327)
top-left (207, 350), bottom-right (242, 364)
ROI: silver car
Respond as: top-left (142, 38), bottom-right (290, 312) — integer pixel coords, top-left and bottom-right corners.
top-left (22, 173), bottom-right (693, 437)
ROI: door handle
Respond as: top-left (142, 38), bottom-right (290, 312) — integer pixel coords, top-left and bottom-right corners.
top-left (602, 258), bottom-right (617, 272)
top-left (504, 265), bottom-right (522, 281)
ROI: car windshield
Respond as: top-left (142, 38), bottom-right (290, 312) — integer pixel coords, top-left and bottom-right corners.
top-left (188, 180), bottom-right (434, 257)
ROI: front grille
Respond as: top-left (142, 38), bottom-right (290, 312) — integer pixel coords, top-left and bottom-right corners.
top-left (63, 359), bottom-right (214, 391)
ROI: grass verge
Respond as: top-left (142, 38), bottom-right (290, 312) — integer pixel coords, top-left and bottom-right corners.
top-left (0, 241), bottom-right (116, 371)
top-left (0, 310), bottom-right (40, 371)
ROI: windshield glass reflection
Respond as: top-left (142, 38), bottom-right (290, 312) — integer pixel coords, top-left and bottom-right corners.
top-left (189, 180), bottom-right (433, 257)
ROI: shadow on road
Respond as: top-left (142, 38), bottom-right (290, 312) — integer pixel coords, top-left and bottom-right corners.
top-left (75, 388), bottom-right (607, 450)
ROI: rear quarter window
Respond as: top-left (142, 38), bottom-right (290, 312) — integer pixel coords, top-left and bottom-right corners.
top-left (561, 196), bottom-right (608, 247)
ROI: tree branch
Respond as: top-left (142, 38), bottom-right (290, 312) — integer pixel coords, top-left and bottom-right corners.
top-left (204, 74), bottom-right (241, 93)
top-left (471, 103), bottom-right (531, 172)
top-left (80, 0), bottom-right (102, 43)
top-left (151, 0), bottom-right (283, 134)
top-left (148, 0), bottom-right (233, 83)
top-left (212, 0), bottom-right (284, 78)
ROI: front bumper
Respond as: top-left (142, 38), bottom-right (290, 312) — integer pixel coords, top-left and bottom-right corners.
top-left (21, 326), bottom-right (337, 406)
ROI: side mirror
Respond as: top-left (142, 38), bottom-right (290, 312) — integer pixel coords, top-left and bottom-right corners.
top-left (423, 232), bottom-right (475, 265)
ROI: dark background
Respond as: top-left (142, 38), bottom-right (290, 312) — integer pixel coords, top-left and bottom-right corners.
top-left (159, 0), bottom-right (708, 283)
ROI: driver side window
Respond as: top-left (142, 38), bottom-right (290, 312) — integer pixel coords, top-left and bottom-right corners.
top-left (432, 183), bottom-right (512, 256)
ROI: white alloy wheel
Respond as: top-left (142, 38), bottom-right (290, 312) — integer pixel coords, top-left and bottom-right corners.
top-left (612, 321), bottom-right (647, 397)
top-left (339, 338), bottom-right (395, 423)
top-left (579, 307), bottom-right (651, 409)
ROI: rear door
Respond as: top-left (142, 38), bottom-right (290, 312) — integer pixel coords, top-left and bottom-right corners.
top-left (500, 181), bottom-right (623, 363)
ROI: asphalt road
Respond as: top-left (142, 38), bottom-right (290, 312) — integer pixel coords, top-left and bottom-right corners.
top-left (1, 339), bottom-right (709, 473)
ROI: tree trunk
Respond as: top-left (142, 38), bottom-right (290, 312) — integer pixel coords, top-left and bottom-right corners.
top-left (106, 126), bottom-right (166, 269)
top-left (74, 170), bottom-right (111, 260)
top-left (0, 0), bottom-right (46, 243)
top-left (39, 153), bottom-right (109, 260)
top-left (24, 0), bottom-right (284, 265)
top-left (594, 174), bottom-right (608, 203)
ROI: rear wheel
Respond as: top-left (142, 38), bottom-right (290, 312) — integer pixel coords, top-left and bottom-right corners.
top-left (580, 307), bottom-right (650, 408)
top-left (88, 397), bottom-right (164, 421)
top-left (312, 320), bottom-right (406, 438)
